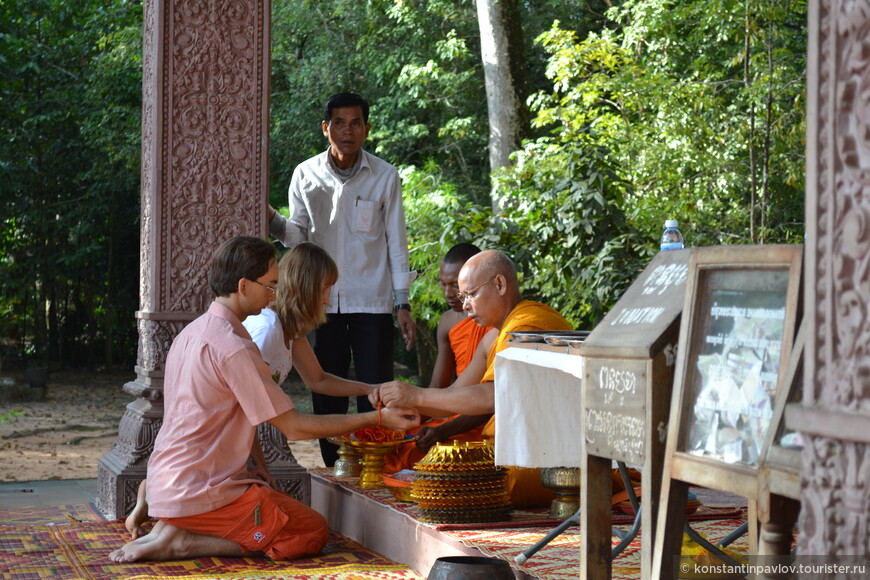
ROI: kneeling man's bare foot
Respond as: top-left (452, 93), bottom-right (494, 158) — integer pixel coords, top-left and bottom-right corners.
top-left (109, 520), bottom-right (248, 562)
top-left (109, 520), bottom-right (168, 563)
top-left (125, 479), bottom-right (150, 539)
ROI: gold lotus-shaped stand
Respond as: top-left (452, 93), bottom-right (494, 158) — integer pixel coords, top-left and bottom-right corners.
top-left (411, 440), bottom-right (511, 524)
top-left (414, 439), bottom-right (498, 471)
top-left (345, 439), bottom-right (409, 488)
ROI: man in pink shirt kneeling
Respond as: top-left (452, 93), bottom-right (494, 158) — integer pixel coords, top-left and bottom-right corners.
top-left (109, 236), bottom-right (419, 563)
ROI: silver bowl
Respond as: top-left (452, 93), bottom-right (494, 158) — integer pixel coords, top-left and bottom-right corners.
top-left (540, 466), bottom-right (581, 519)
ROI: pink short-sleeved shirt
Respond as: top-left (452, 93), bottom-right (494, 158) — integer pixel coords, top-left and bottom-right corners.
top-left (146, 302), bottom-right (295, 518)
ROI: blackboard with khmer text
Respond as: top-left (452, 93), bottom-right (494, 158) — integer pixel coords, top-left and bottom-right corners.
top-left (579, 249), bottom-right (691, 464)
top-left (583, 357), bottom-right (648, 464)
top-left (579, 249), bottom-right (690, 360)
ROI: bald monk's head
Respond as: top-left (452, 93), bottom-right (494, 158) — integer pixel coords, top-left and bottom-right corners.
top-left (457, 250), bottom-right (522, 330)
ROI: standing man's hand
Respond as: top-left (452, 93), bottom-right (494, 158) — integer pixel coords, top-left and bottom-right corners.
top-left (396, 308), bottom-right (416, 350)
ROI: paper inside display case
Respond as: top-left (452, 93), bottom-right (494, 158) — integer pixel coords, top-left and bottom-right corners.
top-left (683, 273), bottom-right (790, 466)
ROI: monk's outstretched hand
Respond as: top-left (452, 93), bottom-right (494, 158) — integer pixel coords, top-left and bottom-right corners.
top-left (378, 380), bottom-right (423, 409)
top-left (415, 424), bottom-right (444, 454)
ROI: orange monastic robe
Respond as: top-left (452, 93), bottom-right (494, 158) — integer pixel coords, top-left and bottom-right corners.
top-left (449, 317), bottom-right (491, 376)
top-left (383, 317), bottom-right (491, 474)
top-left (481, 300), bottom-right (572, 508)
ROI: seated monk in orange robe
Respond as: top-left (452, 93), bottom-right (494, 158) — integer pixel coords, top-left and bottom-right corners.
top-left (376, 250), bottom-right (574, 508)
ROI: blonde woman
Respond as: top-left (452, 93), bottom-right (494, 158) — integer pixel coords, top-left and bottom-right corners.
top-left (243, 242), bottom-right (377, 401)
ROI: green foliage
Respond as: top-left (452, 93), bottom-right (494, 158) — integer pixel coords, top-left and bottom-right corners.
top-left (400, 0), bottom-right (807, 331)
top-left (475, 139), bottom-right (650, 328)
top-left (529, 0), bottom-right (807, 247)
top-left (401, 139), bottom-right (651, 330)
top-left (0, 409), bottom-right (24, 424)
top-left (401, 161), bottom-right (472, 331)
top-left (0, 0), bottom-right (142, 368)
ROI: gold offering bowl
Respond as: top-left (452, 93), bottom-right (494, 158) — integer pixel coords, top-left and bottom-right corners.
top-left (345, 438), bottom-right (411, 488)
top-left (540, 466), bottom-right (581, 519)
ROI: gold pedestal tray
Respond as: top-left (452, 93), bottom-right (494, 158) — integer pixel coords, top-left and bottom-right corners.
top-left (341, 434), bottom-right (415, 488)
top-left (412, 440), bottom-right (510, 524)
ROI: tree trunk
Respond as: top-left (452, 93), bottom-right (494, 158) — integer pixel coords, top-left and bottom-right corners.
top-left (476, 0), bottom-right (528, 213)
top-left (414, 321), bottom-right (438, 388)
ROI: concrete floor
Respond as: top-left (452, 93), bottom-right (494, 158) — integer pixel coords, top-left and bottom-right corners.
top-left (0, 478), bottom-right (98, 508)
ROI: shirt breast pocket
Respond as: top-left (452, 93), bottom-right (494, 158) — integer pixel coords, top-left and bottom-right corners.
top-left (352, 199), bottom-right (380, 234)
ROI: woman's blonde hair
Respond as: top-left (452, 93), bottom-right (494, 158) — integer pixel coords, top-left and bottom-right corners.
top-left (274, 242), bottom-right (338, 340)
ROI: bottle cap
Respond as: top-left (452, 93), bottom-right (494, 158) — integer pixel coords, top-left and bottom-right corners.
top-left (665, 219), bottom-right (679, 228)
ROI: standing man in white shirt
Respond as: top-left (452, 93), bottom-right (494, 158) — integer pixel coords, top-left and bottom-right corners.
top-left (268, 92), bottom-right (416, 467)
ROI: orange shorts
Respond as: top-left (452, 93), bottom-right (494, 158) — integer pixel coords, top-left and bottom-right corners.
top-left (162, 484), bottom-right (328, 560)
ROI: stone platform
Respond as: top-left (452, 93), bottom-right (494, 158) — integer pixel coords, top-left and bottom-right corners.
top-left (310, 469), bottom-right (544, 579)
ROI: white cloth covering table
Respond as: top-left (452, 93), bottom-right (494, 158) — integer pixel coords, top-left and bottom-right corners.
top-left (493, 346), bottom-right (584, 468)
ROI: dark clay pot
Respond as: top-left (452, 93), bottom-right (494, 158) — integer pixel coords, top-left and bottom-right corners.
top-left (427, 556), bottom-right (515, 580)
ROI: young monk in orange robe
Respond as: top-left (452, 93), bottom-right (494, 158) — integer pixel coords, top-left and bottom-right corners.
top-left (376, 250), bottom-right (573, 508)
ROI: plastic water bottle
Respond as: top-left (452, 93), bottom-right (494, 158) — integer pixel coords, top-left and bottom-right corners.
top-left (660, 219), bottom-right (684, 251)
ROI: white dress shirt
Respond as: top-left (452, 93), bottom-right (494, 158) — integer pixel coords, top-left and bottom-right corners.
top-left (269, 149), bottom-right (415, 314)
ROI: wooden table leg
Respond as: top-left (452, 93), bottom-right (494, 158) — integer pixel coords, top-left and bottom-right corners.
top-left (651, 475), bottom-right (689, 580)
top-left (582, 454), bottom-right (614, 580)
top-left (759, 495), bottom-right (799, 558)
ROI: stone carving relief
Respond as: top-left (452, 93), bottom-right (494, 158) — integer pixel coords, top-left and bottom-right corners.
top-left (258, 423), bottom-right (299, 464)
top-left (139, 0), bottom-right (156, 311)
top-left (111, 403), bottom-right (163, 466)
top-left (829, 4), bottom-right (870, 412)
top-left (800, 436), bottom-right (870, 554)
top-left (165, 0), bottom-right (266, 314)
top-left (801, 0), bottom-right (870, 560)
top-left (136, 318), bottom-right (188, 376)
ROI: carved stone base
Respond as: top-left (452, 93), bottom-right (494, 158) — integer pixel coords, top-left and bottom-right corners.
top-left (97, 450), bottom-right (147, 521)
top-left (257, 423), bottom-right (311, 504)
top-left (96, 384), bottom-right (163, 520)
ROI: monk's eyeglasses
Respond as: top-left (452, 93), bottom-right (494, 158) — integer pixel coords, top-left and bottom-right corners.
top-left (458, 277), bottom-right (496, 304)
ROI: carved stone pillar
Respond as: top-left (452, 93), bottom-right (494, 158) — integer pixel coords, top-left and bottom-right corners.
top-left (257, 423), bottom-right (310, 500)
top-left (97, 0), bottom-right (307, 519)
top-left (789, 0), bottom-right (870, 560)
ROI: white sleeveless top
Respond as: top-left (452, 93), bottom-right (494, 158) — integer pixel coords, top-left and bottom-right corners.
top-left (242, 307), bottom-right (295, 385)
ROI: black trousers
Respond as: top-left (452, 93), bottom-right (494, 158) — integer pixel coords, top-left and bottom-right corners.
top-left (312, 312), bottom-right (395, 466)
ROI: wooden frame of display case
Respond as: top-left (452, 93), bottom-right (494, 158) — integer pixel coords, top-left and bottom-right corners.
top-left (650, 245), bottom-right (802, 580)
top-left (755, 319), bottom-right (804, 561)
